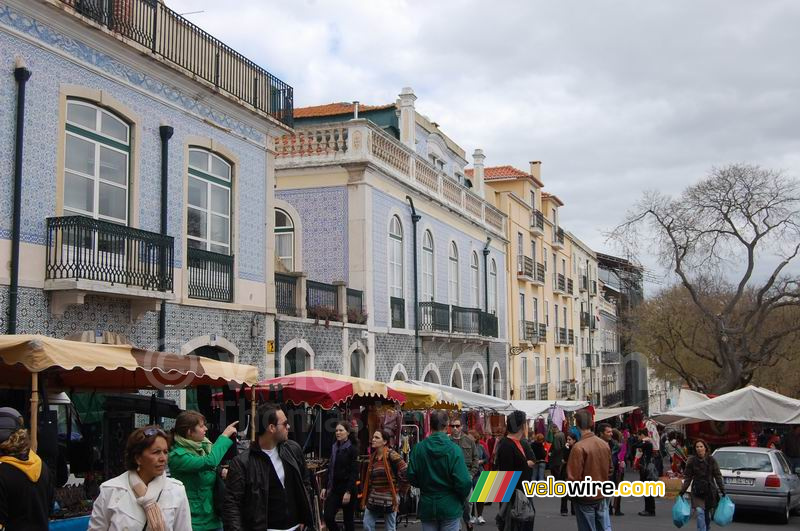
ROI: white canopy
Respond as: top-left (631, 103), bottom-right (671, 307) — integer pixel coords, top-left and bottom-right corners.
top-left (652, 386), bottom-right (800, 426)
top-left (510, 400), bottom-right (589, 419)
top-left (594, 406), bottom-right (640, 422)
top-left (406, 380), bottom-right (511, 410)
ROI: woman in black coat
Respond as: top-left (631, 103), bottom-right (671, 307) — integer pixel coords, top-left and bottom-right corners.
top-left (679, 439), bottom-right (725, 531)
top-left (321, 421), bottom-right (359, 531)
top-left (559, 433), bottom-right (577, 516)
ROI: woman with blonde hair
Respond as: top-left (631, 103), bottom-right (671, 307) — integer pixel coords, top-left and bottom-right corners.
top-left (0, 407), bottom-right (53, 530)
top-left (89, 425), bottom-right (191, 530)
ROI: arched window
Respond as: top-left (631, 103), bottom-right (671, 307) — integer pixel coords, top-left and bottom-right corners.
top-left (422, 230), bottom-right (434, 301)
top-left (350, 349), bottom-right (365, 378)
top-left (471, 368), bottom-right (485, 395)
top-left (389, 216), bottom-right (404, 298)
top-left (451, 365), bottom-right (463, 389)
top-left (424, 370), bottom-right (440, 384)
top-left (284, 347), bottom-right (310, 375)
top-left (64, 100), bottom-right (130, 224)
top-left (187, 147), bottom-right (232, 254)
top-left (448, 242), bottom-right (459, 305)
top-left (488, 259), bottom-right (498, 314)
top-left (275, 209), bottom-right (294, 271)
top-left (471, 251), bottom-right (480, 308)
top-left (492, 366), bottom-right (502, 398)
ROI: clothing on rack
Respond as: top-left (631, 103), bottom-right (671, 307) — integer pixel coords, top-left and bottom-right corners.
top-left (549, 405), bottom-right (566, 432)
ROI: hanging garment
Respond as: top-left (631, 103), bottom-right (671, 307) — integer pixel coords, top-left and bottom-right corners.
top-left (549, 406), bottom-right (566, 432)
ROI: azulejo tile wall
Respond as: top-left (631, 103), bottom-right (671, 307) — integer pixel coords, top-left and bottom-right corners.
top-left (276, 187), bottom-right (348, 284)
top-left (0, 287), bottom-right (268, 376)
top-left (276, 319), bottom-right (344, 375)
top-left (0, 8), bottom-right (268, 281)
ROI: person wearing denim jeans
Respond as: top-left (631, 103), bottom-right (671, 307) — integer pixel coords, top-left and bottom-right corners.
top-left (421, 517), bottom-right (460, 531)
top-left (363, 508), bottom-right (397, 531)
top-left (567, 410), bottom-right (612, 531)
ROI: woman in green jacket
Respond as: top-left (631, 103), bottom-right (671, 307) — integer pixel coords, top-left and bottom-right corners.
top-left (169, 410), bottom-right (238, 531)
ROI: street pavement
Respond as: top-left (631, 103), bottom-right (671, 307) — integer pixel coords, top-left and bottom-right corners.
top-left (390, 469), bottom-right (798, 531)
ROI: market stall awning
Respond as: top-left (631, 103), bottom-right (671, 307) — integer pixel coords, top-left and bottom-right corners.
top-left (509, 400), bottom-right (589, 419)
top-left (651, 386), bottom-right (800, 426)
top-left (594, 406), bottom-right (640, 422)
top-left (254, 370), bottom-right (406, 409)
top-left (406, 380), bottom-right (511, 411)
top-left (0, 334), bottom-right (259, 390)
top-left (388, 380), bottom-right (460, 409)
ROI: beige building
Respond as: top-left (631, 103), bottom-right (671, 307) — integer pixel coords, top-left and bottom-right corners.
top-left (478, 162), bottom-right (578, 400)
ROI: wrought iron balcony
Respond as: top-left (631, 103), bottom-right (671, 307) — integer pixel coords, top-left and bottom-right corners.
top-left (275, 273), bottom-right (297, 316)
top-left (556, 273), bottom-right (566, 293)
top-left (552, 227), bottom-right (565, 248)
top-left (560, 380), bottom-right (572, 398)
top-left (555, 327), bottom-right (570, 345)
top-left (567, 277), bottom-right (574, 295)
top-left (516, 255), bottom-right (534, 280)
top-left (603, 390), bottom-right (624, 406)
top-left (187, 247), bottom-right (233, 302)
top-left (59, 0), bottom-right (293, 127)
top-left (568, 329), bottom-right (575, 345)
top-left (390, 296), bottom-right (406, 328)
top-left (452, 305), bottom-right (481, 335)
top-left (534, 262), bottom-right (546, 284)
top-left (419, 301), bottom-right (449, 332)
top-left (537, 383), bottom-right (549, 400)
top-left (583, 353), bottom-right (593, 368)
top-left (580, 312), bottom-right (591, 329)
top-left (602, 350), bottom-right (621, 364)
top-left (307, 280), bottom-right (340, 322)
top-left (530, 210), bottom-right (544, 233)
top-left (538, 323), bottom-right (547, 341)
top-left (518, 384), bottom-right (537, 400)
top-left (480, 311), bottom-right (499, 338)
top-left (520, 320), bottom-right (540, 343)
top-left (45, 216), bottom-right (173, 291)
top-left (346, 288), bottom-right (366, 324)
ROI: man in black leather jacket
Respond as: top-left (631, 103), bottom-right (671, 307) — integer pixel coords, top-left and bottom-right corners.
top-left (223, 405), bottom-right (316, 531)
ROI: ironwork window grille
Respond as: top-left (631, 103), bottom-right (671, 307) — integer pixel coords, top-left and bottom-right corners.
top-left (389, 216), bottom-right (403, 298)
top-left (275, 209), bottom-right (294, 272)
top-left (422, 229), bottom-right (434, 301)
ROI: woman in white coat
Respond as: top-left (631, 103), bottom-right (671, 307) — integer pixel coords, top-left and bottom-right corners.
top-left (89, 425), bottom-right (191, 531)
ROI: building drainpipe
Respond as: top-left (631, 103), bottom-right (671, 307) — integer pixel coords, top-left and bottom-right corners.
top-left (8, 59), bottom-right (32, 334)
top-left (482, 238), bottom-right (491, 395)
top-left (157, 125), bottom-right (173, 398)
top-left (406, 196), bottom-right (421, 380)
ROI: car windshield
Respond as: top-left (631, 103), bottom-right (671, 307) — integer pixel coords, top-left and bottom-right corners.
top-left (714, 451), bottom-right (773, 472)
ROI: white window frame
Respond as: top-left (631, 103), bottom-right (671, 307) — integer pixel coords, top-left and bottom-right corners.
top-left (275, 208), bottom-right (294, 271)
top-left (187, 147), bottom-right (232, 255)
top-left (422, 230), bottom-right (435, 301)
top-left (471, 251), bottom-right (480, 308)
top-left (389, 216), bottom-right (404, 298)
top-left (448, 241), bottom-right (459, 306)
top-left (489, 259), bottom-right (498, 314)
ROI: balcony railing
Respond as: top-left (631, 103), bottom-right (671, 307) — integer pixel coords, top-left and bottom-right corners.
top-left (602, 350), bottom-right (621, 364)
top-left (520, 320), bottom-right (540, 343)
top-left (390, 296), bottom-right (406, 328)
top-left (555, 327), bottom-right (570, 345)
top-left (537, 383), bottom-right (549, 400)
top-left (552, 227), bottom-right (565, 246)
top-left (560, 380), bottom-right (573, 398)
top-left (580, 312), bottom-right (591, 329)
top-left (275, 273), bottom-right (297, 316)
top-left (452, 305), bottom-right (480, 335)
top-left (519, 384), bottom-right (537, 400)
top-left (567, 278), bottom-right (574, 295)
top-left (603, 390), bottom-right (624, 406)
top-left (580, 275), bottom-right (588, 292)
top-left (307, 280), bottom-right (340, 321)
top-left (346, 288), bottom-right (366, 324)
top-left (538, 323), bottom-right (547, 341)
top-left (530, 210), bottom-right (544, 232)
top-left (187, 247), bottom-right (233, 302)
top-left (45, 216), bottom-right (173, 291)
top-left (276, 122), bottom-right (506, 236)
top-left (583, 353), bottom-right (593, 368)
top-left (568, 329), bottom-right (575, 345)
top-left (556, 274), bottom-right (566, 293)
top-left (534, 262), bottom-right (546, 283)
top-left (419, 301), bottom-right (449, 332)
top-left (59, 0), bottom-right (293, 126)
top-left (517, 255), bottom-right (534, 279)
top-left (480, 311), bottom-right (499, 338)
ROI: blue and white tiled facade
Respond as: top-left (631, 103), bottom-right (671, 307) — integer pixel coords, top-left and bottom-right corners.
top-left (0, 1), bottom-right (284, 375)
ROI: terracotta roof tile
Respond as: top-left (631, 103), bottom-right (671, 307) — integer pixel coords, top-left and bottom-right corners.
top-left (294, 102), bottom-right (395, 119)
top-left (465, 165), bottom-right (530, 179)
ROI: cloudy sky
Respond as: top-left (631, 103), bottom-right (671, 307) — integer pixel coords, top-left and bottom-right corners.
top-left (169, 0), bottom-right (800, 286)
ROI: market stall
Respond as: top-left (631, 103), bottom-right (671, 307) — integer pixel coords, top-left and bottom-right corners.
top-left (594, 405), bottom-right (640, 422)
top-left (387, 380), bottom-right (460, 409)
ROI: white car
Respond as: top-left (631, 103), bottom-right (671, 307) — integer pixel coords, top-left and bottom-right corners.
top-left (712, 447), bottom-right (800, 524)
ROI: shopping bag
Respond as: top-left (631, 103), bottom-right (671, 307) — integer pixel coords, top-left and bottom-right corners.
top-left (671, 495), bottom-right (691, 528)
top-left (713, 495), bottom-right (735, 526)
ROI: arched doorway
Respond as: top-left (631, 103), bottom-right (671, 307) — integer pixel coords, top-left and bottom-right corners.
top-left (285, 347), bottom-right (311, 375)
top-left (424, 370), bottom-right (440, 384)
top-left (450, 365), bottom-right (463, 389)
top-left (492, 366), bottom-right (502, 398)
top-left (187, 344), bottom-right (234, 441)
top-left (471, 368), bottom-right (485, 395)
top-left (350, 349), bottom-right (365, 378)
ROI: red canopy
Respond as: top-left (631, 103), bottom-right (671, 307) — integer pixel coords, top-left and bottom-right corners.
top-left (253, 370), bottom-right (405, 409)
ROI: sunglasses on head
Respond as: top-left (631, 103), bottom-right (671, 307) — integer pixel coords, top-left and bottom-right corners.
top-left (143, 427), bottom-right (167, 438)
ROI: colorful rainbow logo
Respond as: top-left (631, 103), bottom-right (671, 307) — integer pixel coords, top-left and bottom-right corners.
top-left (469, 471), bottom-right (522, 503)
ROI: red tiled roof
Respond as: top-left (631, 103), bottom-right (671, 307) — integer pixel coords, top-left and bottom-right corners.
top-left (294, 102), bottom-right (395, 119)
top-left (467, 165), bottom-right (545, 187)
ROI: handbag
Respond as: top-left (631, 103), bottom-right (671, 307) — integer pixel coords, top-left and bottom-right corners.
top-left (645, 461), bottom-right (659, 481)
top-left (508, 490), bottom-right (536, 523)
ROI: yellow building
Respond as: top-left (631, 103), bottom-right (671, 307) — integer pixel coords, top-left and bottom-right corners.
top-left (478, 162), bottom-right (578, 401)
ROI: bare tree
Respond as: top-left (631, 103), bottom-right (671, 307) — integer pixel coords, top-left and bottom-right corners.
top-left (614, 164), bottom-right (800, 394)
